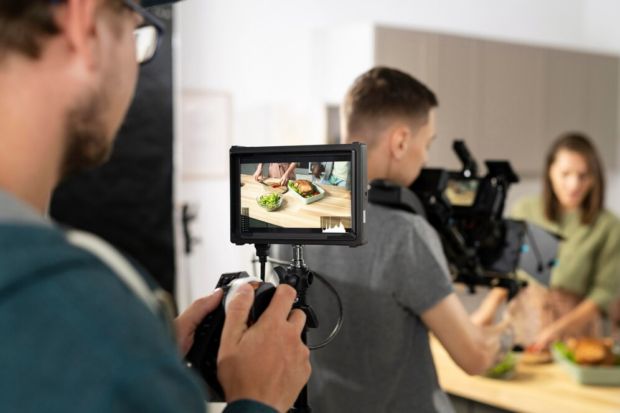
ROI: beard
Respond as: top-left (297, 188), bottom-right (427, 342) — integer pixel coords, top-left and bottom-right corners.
top-left (60, 87), bottom-right (115, 179)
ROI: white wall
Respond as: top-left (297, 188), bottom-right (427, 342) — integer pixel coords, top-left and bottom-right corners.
top-left (174, 0), bottom-right (620, 303)
top-left (178, 0), bottom-right (620, 100)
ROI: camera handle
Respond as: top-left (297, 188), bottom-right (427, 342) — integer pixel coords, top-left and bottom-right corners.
top-left (272, 245), bottom-right (319, 413)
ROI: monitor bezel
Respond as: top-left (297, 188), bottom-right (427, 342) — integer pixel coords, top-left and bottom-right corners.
top-left (230, 143), bottom-right (368, 247)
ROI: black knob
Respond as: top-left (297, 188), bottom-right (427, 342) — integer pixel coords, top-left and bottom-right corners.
top-left (285, 275), bottom-right (300, 288)
top-left (274, 266), bottom-right (289, 283)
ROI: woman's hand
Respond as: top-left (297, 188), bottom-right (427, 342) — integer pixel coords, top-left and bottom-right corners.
top-left (530, 324), bottom-right (560, 353)
top-left (280, 163), bottom-right (297, 185)
top-left (279, 172), bottom-right (291, 186)
top-left (529, 299), bottom-right (600, 353)
top-left (253, 164), bottom-right (264, 182)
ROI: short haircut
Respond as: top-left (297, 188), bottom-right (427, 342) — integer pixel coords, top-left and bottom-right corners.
top-left (0, 0), bottom-right (123, 61)
top-left (342, 67), bottom-right (438, 145)
top-left (543, 132), bottom-right (605, 225)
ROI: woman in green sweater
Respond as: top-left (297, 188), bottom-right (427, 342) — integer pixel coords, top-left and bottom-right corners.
top-left (472, 133), bottom-right (620, 352)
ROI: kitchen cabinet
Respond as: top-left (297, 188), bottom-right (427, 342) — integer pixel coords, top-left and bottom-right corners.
top-left (477, 41), bottom-right (546, 173)
top-left (544, 50), bottom-right (589, 142)
top-left (586, 54), bottom-right (619, 170)
top-left (375, 27), bottom-right (439, 90)
top-left (433, 35), bottom-right (484, 170)
top-left (324, 25), bottom-right (620, 176)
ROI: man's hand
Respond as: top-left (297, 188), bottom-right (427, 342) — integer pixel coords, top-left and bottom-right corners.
top-left (504, 286), bottom-right (543, 348)
top-left (218, 284), bottom-right (311, 413)
top-left (174, 289), bottom-right (224, 357)
top-left (423, 293), bottom-right (509, 375)
top-left (470, 287), bottom-right (509, 327)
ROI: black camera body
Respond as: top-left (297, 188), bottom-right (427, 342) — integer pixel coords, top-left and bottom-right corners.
top-left (369, 140), bottom-right (553, 297)
top-left (187, 261), bottom-right (320, 403)
top-left (186, 272), bottom-right (277, 401)
top-left (411, 141), bottom-right (519, 222)
top-left (409, 141), bottom-right (523, 290)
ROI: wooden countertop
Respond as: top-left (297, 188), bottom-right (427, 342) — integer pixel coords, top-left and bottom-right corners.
top-left (240, 174), bottom-right (352, 228)
top-left (430, 338), bottom-right (620, 413)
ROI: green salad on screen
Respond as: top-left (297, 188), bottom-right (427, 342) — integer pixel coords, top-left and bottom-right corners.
top-left (258, 193), bottom-right (281, 210)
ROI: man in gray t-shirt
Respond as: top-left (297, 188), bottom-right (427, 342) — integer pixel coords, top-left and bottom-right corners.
top-left (282, 68), bottom-right (511, 412)
top-left (303, 202), bottom-right (455, 412)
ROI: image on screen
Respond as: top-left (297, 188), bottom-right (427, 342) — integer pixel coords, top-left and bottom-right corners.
top-left (445, 179), bottom-right (479, 207)
top-left (239, 157), bottom-right (353, 234)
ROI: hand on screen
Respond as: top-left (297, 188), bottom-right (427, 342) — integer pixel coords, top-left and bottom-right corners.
top-left (280, 172), bottom-right (291, 186)
top-left (311, 163), bottom-right (322, 179)
top-left (253, 166), bottom-right (263, 182)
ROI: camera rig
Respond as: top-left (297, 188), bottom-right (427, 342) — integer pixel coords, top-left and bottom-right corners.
top-left (186, 245), bottom-right (320, 411)
top-left (370, 140), bottom-right (557, 298)
top-left (186, 143), bottom-right (367, 413)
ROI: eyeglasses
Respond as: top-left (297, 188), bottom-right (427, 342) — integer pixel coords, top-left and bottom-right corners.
top-left (122, 0), bottom-right (166, 65)
top-left (50, 0), bottom-right (166, 66)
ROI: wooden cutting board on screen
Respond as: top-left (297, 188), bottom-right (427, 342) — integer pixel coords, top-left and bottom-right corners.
top-left (261, 178), bottom-right (289, 194)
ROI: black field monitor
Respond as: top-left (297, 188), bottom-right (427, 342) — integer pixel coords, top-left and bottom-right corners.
top-left (230, 143), bottom-right (368, 247)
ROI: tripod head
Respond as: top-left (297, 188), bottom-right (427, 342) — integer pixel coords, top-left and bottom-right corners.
top-left (273, 246), bottom-right (319, 330)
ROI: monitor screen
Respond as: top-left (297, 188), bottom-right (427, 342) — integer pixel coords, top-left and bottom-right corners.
top-left (445, 178), bottom-right (479, 207)
top-left (240, 158), bottom-right (353, 233)
top-left (230, 144), bottom-right (367, 246)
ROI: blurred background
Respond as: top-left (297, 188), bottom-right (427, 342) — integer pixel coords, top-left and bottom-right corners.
top-left (172, 0), bottom-right (620, 309)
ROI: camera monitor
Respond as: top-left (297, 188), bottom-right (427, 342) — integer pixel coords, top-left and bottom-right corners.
top-left (230, 143), bottom-right (368, 247)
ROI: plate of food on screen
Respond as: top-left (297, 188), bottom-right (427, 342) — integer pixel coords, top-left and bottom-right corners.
top-left (261, 178), bottom-right (289, 194)
top-left (288, 179), bottom-right (325, 204)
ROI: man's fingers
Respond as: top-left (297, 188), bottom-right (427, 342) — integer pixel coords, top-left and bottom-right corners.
top-left (288, 309), bottom-right (307, 336)
top-left (220, 284), bottom-right (255, 346)
top-left (259, 284), bottom-right (297, 323)
top-left (179, 289), bottom-right (224, 328)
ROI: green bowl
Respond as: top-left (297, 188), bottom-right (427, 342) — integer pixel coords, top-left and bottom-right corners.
top-left (482, 351), bottom-right (517, 380)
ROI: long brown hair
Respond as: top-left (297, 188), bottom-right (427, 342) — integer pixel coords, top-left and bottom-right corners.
top-left (543, 132), bottom-right (605, 225)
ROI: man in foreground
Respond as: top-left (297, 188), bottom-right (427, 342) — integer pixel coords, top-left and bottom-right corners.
top-left (0, 1), bottom-right (310, 412)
